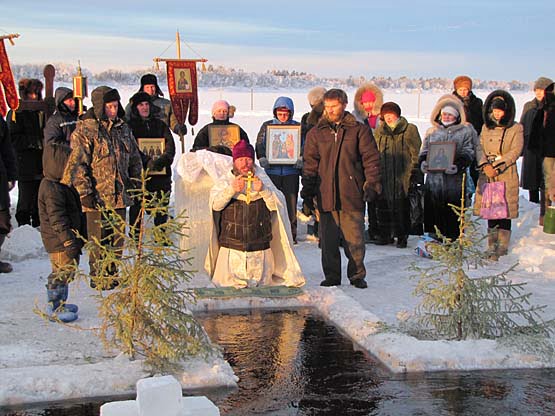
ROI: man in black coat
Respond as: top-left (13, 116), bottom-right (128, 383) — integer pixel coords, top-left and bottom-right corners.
top-left (43, 87), bottom-right (78, 145)
top-left (520, 76), bottom-right (553, 205)
top-left (38, 142), bottom-right (84, 322)
top-left (127, 91), bottom-right (176, 230)
top-left (7, 79), bottom-right (45, 227)
top-left (301, 89), bottom-right (381, 289)
top-left (453, 75), bottom-right (483, 188)
top-left (0, 115), bottom-right (16, 273)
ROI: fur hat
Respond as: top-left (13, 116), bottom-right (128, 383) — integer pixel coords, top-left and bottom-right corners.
top-left (441, 105), bottom-right (460, 118)
top-left (491, 97), bottom-right (507, 111)
top-left (139, 73), bottom-right (164, 97)
top-left (534, 77), bottom-right (554, 91)
top-left (18, 78), bottom-right (43, 100)
top-left (232, 139), bottom-right (254, 161)
top-left (453, 75), bottom-right (472, 91)
top-left (307, 86), bottom-right (327, 107)
top-left (212, 100), bottom-right (230, 116)
top-left (380, 102), bottom-right (401, 118)
top-left (130, 91), bottom-right (152, 107)
top-left (91, 86), bottom-right (124, 119)
top-left (360, 91), bottom-right (377, 104)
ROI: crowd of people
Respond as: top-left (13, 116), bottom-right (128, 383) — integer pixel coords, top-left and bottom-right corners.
top-left (0, 72), bottom-right (554, 321)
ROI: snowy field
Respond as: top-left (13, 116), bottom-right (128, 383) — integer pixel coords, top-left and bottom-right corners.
top-left (1, 86), bottom-right (555, 406)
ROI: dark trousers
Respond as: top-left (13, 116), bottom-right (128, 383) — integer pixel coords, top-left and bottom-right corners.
top-left (366, 201), bottom-right (378, 237)
top-left (16, 180), bottom-right (41, 227)
top-left (0, 209), bottom-right (11, 235)
top-left (376, 196), bottom-right (410, 239)
top-left (128, 189), bottom-right (170, 232)
top-left (86, 208), bottom-right (125, 276)
top-left (319, 210), bottom-right (366, 284)
top-left (268, 174), bottom-right (299, 242)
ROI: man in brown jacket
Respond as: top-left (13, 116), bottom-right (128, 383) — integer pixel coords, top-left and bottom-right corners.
top-left (301, 89), bottom-right (381, 288)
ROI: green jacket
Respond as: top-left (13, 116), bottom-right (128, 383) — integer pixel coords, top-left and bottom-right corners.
top-left (374, 117), bottom-right (421, 199)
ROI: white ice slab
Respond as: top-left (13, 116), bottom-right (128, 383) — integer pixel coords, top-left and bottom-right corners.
top-left (136, 375), bottom-right (182, 416)
top-left (100, 400), bottom-right (138, 416)
top-left (181, 396), bottom-right (220, 416)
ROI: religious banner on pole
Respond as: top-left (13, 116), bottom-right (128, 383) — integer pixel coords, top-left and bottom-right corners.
top-left (0, 35), bottom-right (20, 117)
top-left (166, 59), bottom-right (198, 127)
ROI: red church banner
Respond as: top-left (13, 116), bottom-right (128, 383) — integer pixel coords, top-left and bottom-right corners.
top-left (166, 60), bottom-right (198, 126)
top-left (0, 39), bottom-right (19, 117)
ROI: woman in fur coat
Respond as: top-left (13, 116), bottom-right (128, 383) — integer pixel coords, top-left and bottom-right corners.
top-left (419, 95), bottom-right (476, 241)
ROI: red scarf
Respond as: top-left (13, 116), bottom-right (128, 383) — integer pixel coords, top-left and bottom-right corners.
top-left (368, 114), bottom-right (378, 129)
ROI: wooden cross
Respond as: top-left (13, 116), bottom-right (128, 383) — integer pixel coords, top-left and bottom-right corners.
top-left (244, 171), bottom-right (256, 205)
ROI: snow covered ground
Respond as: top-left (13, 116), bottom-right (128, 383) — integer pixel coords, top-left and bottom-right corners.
top-left (1, 87), bottom-right (554, 407)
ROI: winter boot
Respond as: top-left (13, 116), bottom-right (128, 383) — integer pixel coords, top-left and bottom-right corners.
top-left (46, 286), bottom-right (78, 323)
top-left (487, 228), bottom-right (499, 261)
top-left (496, 229), bottom-right (511, 258)
top-left (60, 285), bottom-right (79, 313)
top-left (0, 234), bottom-right (12, 273)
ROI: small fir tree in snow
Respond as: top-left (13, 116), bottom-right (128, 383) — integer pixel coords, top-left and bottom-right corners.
top-left (73, 173), bottom-right (213, 372)
top-left (411, 175), bottom-right (554, 341)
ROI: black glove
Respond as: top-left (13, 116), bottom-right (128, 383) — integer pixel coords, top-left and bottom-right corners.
top-left (363, 181), bottom-right (382, 202)
top-left (64, 239), bottom-right (81, 260)
top-left (174, 124), bottom-right (187, 136)
top-left (302, 198), bottom-right (315, 216)
top-left (410, 169), bottom-right (424, 186)
top-left (81, 194), bottom-right (100, 210)
top-left (147, 157), bottom-right (165, 172)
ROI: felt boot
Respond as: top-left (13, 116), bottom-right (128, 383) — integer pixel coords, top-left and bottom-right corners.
top-left (46, 286), bottom-right (78, 323)
top-left (497, 229), bottom-right (511, 258)
top-left (0, 234), bottom-right (12, 273)
top-left (487, 228), bottom-right (499, 261)
top-left (60, 285), bottom-right (79, 313)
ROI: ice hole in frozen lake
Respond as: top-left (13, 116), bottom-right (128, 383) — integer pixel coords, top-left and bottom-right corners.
top-left (5, 308), bottom-right (555, 416)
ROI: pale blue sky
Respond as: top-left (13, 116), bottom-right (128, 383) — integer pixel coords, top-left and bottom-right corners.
top-left (2, 0), bottom-right (553, 81)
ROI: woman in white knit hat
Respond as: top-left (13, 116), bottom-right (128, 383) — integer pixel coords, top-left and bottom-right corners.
top-left (418, 95), bottom-right (477, 241)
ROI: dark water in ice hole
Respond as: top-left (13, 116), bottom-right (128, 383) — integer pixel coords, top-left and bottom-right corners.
top-left (3, 308), bottom-right (555, 416)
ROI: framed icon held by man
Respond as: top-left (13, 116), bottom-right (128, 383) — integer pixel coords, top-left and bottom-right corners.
top-left (137, 137), bottom-right (165, 175)
top-left (266, 125), bottom-right (301, 164)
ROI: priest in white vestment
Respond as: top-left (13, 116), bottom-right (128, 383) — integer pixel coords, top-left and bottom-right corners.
top-left (205, 140), bottom-right (305, 288)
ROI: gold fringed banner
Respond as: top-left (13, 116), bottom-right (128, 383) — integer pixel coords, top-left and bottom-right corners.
top-left (0, 39), bottom-right (19, 117)
top-left (166, 60), bottom-right (198, 126)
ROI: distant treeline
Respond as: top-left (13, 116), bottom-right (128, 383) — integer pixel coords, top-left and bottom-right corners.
top-left (11, 63), bottom-right (531, 92)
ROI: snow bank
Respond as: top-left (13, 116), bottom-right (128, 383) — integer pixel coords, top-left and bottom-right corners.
top-left (0, 225), bottom-right (45, 262)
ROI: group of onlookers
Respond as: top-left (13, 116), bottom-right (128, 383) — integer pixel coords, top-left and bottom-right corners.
top-left (0, 74), bottom-right (177, 321)
top-left (1, 72), bottom-right (554, 309)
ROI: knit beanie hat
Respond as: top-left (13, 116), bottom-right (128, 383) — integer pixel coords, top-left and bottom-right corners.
top-left (491, 97), bottom-right (507, 111)
top-left (360, 90), bottom-right (376, 103)
top-left (453, 75), bottom-right (472, 91)
top-left (380, 102), bottom-right (401, 118)
top-left (441, 105), bottom-right (459, 118)
top-left (212, 100), bottom-right (230, 116)
top-left (232, 140), bottom-right (255, 161)
top-left (534, 77), bottom-right (554, 91)
top-left (307, 86), bottom-right (327, 107)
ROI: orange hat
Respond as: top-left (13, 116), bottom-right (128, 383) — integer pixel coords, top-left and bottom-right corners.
top-left (454, 75), bottom-right (472, 90)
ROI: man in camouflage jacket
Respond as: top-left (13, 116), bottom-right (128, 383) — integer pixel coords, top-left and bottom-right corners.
top-left (63, 86), bottom-right (142, 288)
